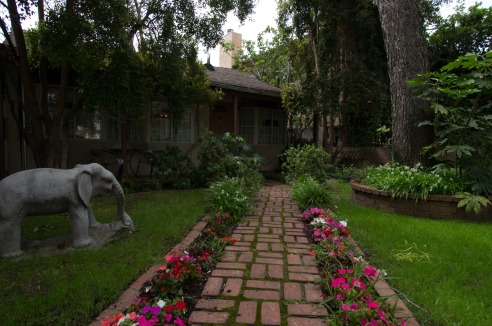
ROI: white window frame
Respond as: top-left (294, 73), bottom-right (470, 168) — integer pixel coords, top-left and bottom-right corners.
top-left (150, 100), bottom-right (192, 143)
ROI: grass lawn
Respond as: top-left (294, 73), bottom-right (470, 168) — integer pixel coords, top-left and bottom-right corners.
top-left (331, 182), bottom-right (492, 326)
top-left (0, 190), bottom-right (207, 326)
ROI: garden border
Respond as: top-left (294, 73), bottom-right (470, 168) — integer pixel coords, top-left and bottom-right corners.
top-left (350, 181), bottom-right (492, 221)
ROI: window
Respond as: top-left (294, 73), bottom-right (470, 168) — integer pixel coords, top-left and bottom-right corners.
top-left (150, 100), bottom-right (191, 142)
top-left (108, 114), bottom-right (144, 141)
top-left (258, 108), bottom-right (286, 145)
top-left (238, 108), bottom-right (254, 144)
top-left (45, 86), bottom-right (101, 139)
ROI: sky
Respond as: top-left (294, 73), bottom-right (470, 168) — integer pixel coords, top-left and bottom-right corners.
top-left (200, 0), bottom-right (492, 66)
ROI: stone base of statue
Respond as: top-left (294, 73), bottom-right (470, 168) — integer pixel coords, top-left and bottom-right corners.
top-left (12, 221), bottom-right (135, 261)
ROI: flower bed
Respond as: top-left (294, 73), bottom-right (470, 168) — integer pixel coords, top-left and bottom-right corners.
top-left (96, 210), bottom-right (239, 326)
top-left (299, 208), bottom-right (419, 325)
top-left (350, 182), bottom-right (492, 221)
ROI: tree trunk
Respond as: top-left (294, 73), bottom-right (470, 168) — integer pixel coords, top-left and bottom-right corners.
top-left (376, 0), bottom-right (434, 166)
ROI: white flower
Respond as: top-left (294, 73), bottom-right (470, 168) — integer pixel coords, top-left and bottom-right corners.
top-left (340, 220), bottom-right (348, 227)
top-left (157, 299), bottom-right (166, 308)
top-left (117, 316), bottom-right (127, 326)
top-left (310, 217), bottom-right (327, 225)
top-left (378, 269), bottom-right (388, 277)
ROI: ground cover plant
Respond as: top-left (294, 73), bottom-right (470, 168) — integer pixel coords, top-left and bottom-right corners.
top-left (331, 181), bottom-right (492, 325)
top-left (0, 190), bottom-right (207, 325)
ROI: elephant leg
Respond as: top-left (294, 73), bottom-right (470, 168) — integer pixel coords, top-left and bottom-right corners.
top-left (87, 206), bottom-right (102, 228)
top-left (68, 206), bottom-right (92, 249)
top-left (0, 218), bottom-right (24, 259)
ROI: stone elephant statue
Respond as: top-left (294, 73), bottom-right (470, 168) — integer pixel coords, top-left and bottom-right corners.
top-left (0, 163), bottom-right (134, 258)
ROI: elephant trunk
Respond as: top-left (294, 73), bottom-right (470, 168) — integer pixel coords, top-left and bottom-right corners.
top-left (112, 180), bottom-right (132, 226)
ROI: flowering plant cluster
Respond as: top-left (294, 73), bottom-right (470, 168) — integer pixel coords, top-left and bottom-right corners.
top-left (298, 207), bottom-right (328, 222)
top-left (144, 249), bottom-right (202, 299)
top-left (102, 297), bottom-right (188, 326)
top-left (301, 208), bottom-right (407, 325)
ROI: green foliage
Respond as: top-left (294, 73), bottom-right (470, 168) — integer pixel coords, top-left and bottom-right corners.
top-left (455, 191), bottom-right (492, 214)
top-left (410, 51), bottom-right (492, 196)
top-left (142, 178), bottom-right (162, 192)
top-left (427, 2), bottom-right (492, 71)
top-left (153, 145), bottom-right (196, 186)
top-left (290, 175), bottom-right (333, 211)
top-left (196, 131), bottom-right (265, 186)
top-left (277, 0), bottom-right (391, 147)
top-left (280, 144), bottom-right (334, 183)
top-left (362, 162), bottom-right (467, 201)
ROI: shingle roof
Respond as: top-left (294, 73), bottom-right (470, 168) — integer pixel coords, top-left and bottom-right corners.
top-left (206, 66), bottom-right (281, 98)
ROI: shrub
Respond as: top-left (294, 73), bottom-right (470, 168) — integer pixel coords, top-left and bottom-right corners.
top-left (290, 175), bottom-right (333, 211)
top-left (196, 132), bottom-right (265, 186)
top-left (410, 51), bottom-right (492, 196)
top-left (280, 144), bottom-right (334, 183)
top-left (153, 145), bottom-right (196, 186)
top-left (204, 177), bottom-right (253, 219)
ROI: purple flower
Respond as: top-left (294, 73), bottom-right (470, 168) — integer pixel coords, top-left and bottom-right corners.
top-left (151, 306), bottom-right (161, 316)
top-left (142, 305), bottom-right (151, 314)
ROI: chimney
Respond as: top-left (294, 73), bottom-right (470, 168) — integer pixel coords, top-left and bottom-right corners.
top-left (219, 30), bottom-right (242, 69)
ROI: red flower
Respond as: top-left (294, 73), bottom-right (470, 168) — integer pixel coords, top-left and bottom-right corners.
top-left (165, 305), bottom-right (175, 313)
top-left (206, 228), bottom-right (213, 233)
top-left (176, 300), bottom-right (186, 311)
top-left (231, 237), bottom-right (237, 245)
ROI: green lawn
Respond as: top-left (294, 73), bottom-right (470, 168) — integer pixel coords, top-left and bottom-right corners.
top-left (331, 182), bottom-right (492, 326)
top-left (0, 190), bottom-right (207, 326)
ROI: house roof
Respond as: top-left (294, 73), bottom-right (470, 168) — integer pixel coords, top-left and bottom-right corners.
top-left (206, 66), bottom-right (281, 98)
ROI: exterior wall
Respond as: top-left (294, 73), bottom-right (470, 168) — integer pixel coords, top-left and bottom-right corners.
top-left (350, 181), bottom-right (492, 221)
top-left (219, 31), bottom-right (242, 69)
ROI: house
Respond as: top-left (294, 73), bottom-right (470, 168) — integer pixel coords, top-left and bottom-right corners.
top-left (0, 31), bottom-right (287, 180)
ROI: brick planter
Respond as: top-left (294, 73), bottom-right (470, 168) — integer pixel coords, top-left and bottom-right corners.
top-left (350, 181), bottom-right (492, 221)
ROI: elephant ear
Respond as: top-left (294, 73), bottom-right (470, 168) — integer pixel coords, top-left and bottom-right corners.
top-left (77, 166), bottom-right (93, 208)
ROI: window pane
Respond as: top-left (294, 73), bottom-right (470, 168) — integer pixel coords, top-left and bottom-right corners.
top-left (258, 109), bottom-right (272, 144)
top-left (175, 109), bottom-right (191, 142)
top-left (75, 112), bottom-right (101, 139)
top-left (150, 101), bottom-right (171, 141)
top-left (239, 108), bottom-right (254, 144)
top-left (108, 115), bottom-right (119, 140)
top-left (272, 110), bottom-right (286, 145)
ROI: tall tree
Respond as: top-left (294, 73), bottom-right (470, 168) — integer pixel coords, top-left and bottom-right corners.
top-left (277, 0), bottom-right (390, 158)
top-left (376, 0), bottom-right (436, 165)
top-left (427, 2), bottom-right (492, 71)
top-left (0, 0), bottom-right (255, 169)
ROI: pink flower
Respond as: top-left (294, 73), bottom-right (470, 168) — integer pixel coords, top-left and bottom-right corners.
top-left (336, 292), bottom-right (345, 301)
top-left (338, 269), bottom-right (346, 274)
top-left (364, 266), bottom-right (377, 277)
top-left (342, 304), bottom-right (349, 311)
top-left (367, 301), bottom-right (378, 309)
top-left (360, 320), bottom-right (367, 326)
top-left (330, 277), bottom-right (346, 288)
top-left (174, 317), bottom-right (186, 326)
top-left (341, 283), bottom-right (350, 291)
top-left (378, 309), bottom-right (387, 323)
top-left (351, 278), bottom-right (366, 291)
top-left (349, 303), bottom-right (359, 310)
top-left (165, 314), bottom-right (173, 322)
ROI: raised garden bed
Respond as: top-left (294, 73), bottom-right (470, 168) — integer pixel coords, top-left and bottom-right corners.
top-left (350, 181), bottom-right (492, 221)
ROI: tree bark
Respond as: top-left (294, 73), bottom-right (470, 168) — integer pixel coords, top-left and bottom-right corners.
top-left (376, 0), bottom-right (434, 166)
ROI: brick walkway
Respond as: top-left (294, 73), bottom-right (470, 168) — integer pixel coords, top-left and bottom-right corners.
top-left (188, 181), bottom-right (328, 326)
